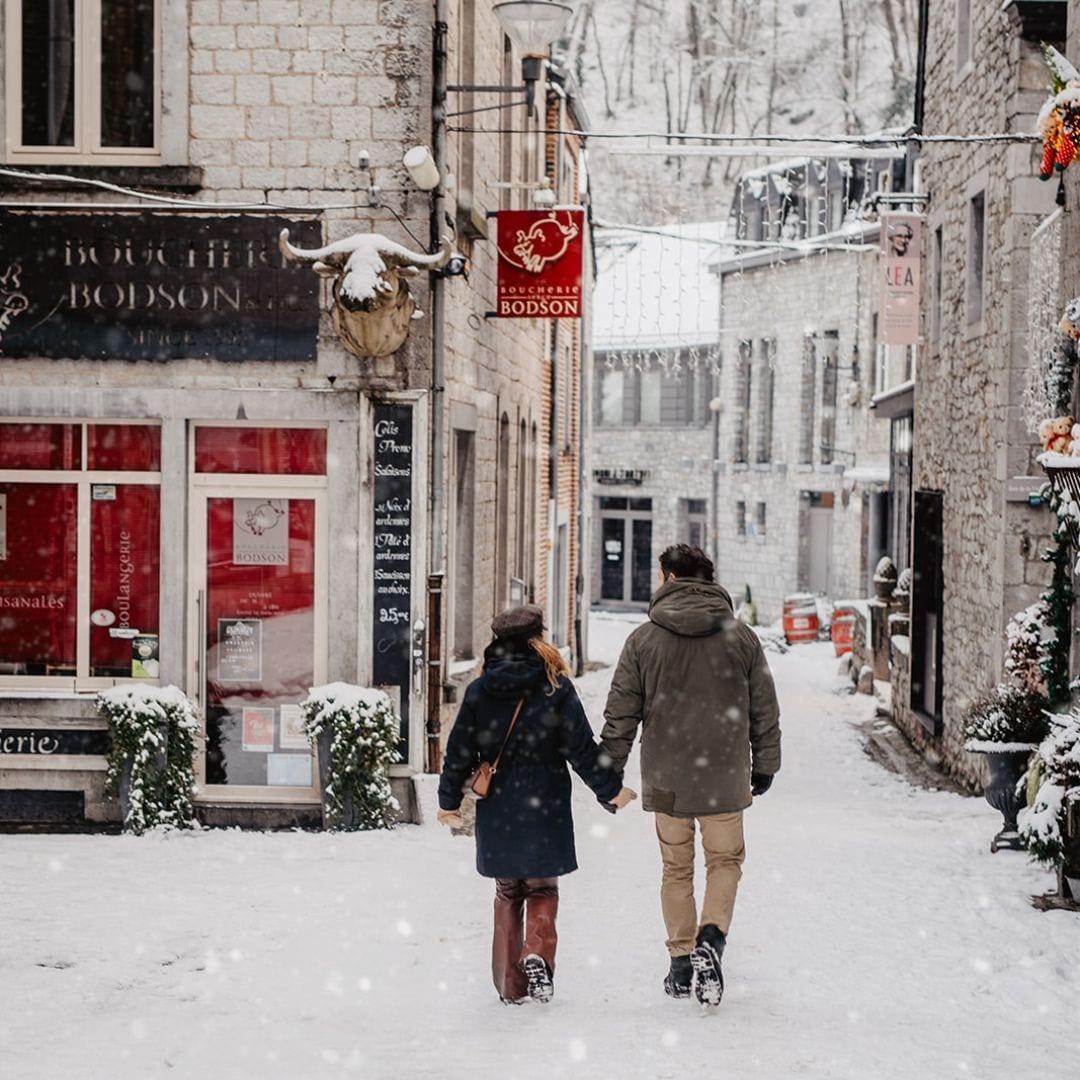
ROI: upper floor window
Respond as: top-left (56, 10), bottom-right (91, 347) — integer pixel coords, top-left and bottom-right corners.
top-left (956, 0), bottom-right (972, 71)
top-left (5, 0), bottom-right (159, 165)
top-left (967, 191), bottom-right (986, 326)
top-left (594, 354), bottom-right (709, 428)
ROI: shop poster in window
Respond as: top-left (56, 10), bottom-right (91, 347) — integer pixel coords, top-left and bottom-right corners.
top-left (0, 493), bottom-right (6, 560)
top-left (233, 498), bottom-right (289, 565)
top-left (267, 753), bottom-right (312, 786)
top-left (278, 704), bottom-right (307, 750)
top-left (218, 618), bottom-right (262, 682)
top-left (241, 707), bottom-right (275, 753)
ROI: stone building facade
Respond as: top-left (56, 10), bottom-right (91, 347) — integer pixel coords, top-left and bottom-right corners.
top-left (0, 0), bottom-right (589, 826)
top-left (891, 0), bottom-right (1064, 789)
top-left (714, 160), bottom-right (893, 624)
top-left (589, 224), bottom-right (721, 607)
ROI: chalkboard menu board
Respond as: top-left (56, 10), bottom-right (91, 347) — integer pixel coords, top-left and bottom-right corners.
top-left (372, 403), bottom-right (413, 756)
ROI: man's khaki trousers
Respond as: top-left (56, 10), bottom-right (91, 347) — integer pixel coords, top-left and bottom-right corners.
top-left (654, 810), bottom-right (745, 956)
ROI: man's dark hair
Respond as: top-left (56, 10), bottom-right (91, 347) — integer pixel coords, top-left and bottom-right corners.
top-left (659, 543), bottom-right (715, 582)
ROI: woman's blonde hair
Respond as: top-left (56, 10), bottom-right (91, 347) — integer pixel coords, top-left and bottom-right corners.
top-left (480, 633), bottom-right (569, 693)
top-left (528, 636), bottom-right (570, 693)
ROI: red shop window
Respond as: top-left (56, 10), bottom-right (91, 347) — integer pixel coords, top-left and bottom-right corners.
top-left (88, 425), bottom-right (162, 472)
top-left (0, 423), bottom-right (82, 470)
top-left (90, 486), bottom-right (161, 677)
top-left (195, 427), bottom-right (327, 476)
top-left (0, 483), bottom-right (78, 675)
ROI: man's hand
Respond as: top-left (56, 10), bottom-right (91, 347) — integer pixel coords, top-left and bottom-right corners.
top-left (751, 773), bottom-right (774, 797)
top-left (437, 808), bottom-right (464, 828)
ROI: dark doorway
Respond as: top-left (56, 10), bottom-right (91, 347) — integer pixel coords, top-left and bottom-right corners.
top-left (911, 490), bottom-right (944, 733)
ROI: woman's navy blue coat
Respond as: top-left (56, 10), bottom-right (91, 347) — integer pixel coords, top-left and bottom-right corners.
top-left (438, 644), bottom-right (621, 879)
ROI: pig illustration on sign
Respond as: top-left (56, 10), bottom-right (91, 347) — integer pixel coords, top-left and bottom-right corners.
top-left (499, 211), bottom-right (581, 274)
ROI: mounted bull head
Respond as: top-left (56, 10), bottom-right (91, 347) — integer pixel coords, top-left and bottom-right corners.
top-left (279, 229), bottom-right (452, 358)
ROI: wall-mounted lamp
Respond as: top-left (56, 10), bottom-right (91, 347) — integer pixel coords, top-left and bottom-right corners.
top-left (447, 1), bottom-right (575, 118)
top-left (403, 145), bottom-right (441, 191)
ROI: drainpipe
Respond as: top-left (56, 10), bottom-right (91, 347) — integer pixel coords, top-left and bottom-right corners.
top-left (574, 192), bottom-right (591, 677)
top-left (426, 6), bottom-right (449, 772)
top-left (909, 0), bottom-right (930, 191)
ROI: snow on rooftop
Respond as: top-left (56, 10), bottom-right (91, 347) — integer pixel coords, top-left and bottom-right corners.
top-left (592, 221), bottom-right (726, 352)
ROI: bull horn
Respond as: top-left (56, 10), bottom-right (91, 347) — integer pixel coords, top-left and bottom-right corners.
top-left (278, 227), bottom-right (351, 269)
top-left (380, 236), bottom-right (453, 271)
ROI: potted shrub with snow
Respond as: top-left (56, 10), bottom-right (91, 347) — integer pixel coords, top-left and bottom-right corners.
top-left (97, 685), bottom-right (200, 835)
top-left (300, 682), bottom-right (401, 831)
top-left (963, 685), bottom-right (1049, 852)
top-left (1019, 709), bottom-right (1080, 900)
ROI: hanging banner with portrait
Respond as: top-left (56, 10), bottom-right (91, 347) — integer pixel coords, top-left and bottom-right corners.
top-left (879, 213), bottom-right (923, 346)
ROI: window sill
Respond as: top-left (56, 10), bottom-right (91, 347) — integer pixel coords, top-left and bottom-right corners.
top-left (0, 164), bottom-right (204, 194)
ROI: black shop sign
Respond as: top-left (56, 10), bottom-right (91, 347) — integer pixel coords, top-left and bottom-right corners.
top-left (0, 210), bottom-right (321, 361)
top-left (0, 727), bottom-right (110, 756)
top-left (372, 403), bottom-right (413, 756)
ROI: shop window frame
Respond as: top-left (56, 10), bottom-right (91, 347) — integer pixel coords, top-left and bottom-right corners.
top-left (186, 421), bottom-right (329, 805)
top-left (0, 418), bottom-right (162, 691)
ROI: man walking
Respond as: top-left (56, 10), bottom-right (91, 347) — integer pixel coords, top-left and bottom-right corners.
top-left (601, 544), bottom-right (781, 1006)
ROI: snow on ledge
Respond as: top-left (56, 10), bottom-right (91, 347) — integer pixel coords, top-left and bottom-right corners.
top-left (964, 739), bottom-right (1038, 754)
top-left (1036, 451), bottom-right (1080, 468)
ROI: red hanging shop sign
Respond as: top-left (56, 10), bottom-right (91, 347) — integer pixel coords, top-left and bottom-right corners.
top-left (495, 209), bottom-right (584, 319)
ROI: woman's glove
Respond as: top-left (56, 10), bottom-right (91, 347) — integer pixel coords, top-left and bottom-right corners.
top-left (437, 808), bottom-right (464, 828)
top-left (608, 786), bottom-right (638, 811)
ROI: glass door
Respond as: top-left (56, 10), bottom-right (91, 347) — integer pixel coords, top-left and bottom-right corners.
top-left (190, 487), bottom-right (326, 800)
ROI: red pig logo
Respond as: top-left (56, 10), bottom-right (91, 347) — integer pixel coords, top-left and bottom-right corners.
top-left (498, 211), bottom-right (580, 274)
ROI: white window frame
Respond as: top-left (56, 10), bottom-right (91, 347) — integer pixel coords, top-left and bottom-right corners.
top-left (0, 418), bottom-right (162, 691)
top-left (186, 421), bottom-right (329, 806)
top-left (4, 0), bottom-right (162, 166)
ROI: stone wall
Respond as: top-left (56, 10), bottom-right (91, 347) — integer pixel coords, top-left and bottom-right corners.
top-left (717, 242), bottom-right (890, 623)
top-left (901, 2), bottom-right (1060, 789)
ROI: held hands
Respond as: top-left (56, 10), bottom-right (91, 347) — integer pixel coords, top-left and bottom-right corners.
top-left (437, 808), bottom-right (464, 828)
top-left (601, 786), bottom-right (638, 813)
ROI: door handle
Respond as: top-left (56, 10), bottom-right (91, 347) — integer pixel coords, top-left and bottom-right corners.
top-left (196, 589), bottom-right (207, 719)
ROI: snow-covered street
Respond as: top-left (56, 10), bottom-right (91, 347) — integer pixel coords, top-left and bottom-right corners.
top-left (2, 614), bottom-right (1077, 1080)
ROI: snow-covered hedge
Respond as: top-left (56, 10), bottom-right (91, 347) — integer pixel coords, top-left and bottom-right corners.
top-left (301, 682), bottom-right (401, 831)
top-left (1019, 708), bottom-right (1080, 867)
top-left (97, 685), bottom-right (200, 835)
top-left (962, 685), bottom-right (1048, 752)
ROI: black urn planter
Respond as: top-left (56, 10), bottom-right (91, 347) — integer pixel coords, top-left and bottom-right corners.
top-left (983, 749), bottom-right (1032, 853)
top-left (117, 719), bottom-right (169, 830)
top-left (315, 727), bottom-right (358, 830)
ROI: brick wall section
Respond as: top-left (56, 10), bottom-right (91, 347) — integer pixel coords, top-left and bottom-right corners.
top-left (900, 2), bottom-right (1060, 788)
top-left (717, 244), bottom-right (890, 622)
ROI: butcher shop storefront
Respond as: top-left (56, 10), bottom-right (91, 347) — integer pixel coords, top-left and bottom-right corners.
top-left (0, 208), bottom-right (426, 828)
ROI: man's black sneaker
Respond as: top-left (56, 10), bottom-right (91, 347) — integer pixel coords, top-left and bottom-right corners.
top-left (522, 953), bottom-right (554, 1003)
top-left (690, 925), bottom-right (726, 1007)
top-left (663, 954), bottom-right (693, 998)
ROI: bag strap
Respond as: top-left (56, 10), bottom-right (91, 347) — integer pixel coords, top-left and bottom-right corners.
top-left (490, 697), bottom-right (525, 774)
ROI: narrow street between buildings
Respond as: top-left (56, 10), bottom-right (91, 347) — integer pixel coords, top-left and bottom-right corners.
top-left (2, 614), bottom-right (1075, 1080)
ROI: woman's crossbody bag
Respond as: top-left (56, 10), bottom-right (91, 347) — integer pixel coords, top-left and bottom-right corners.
top-left (468, 697), bottom-right (525, 799)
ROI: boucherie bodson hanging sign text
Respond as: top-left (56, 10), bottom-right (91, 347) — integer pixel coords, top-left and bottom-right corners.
top-left (494, 209), bottom-right (584, 319)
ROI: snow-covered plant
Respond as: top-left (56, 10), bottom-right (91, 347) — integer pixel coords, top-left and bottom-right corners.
top-left (1019, 709), bottom-right (1080, 867)
top-left (301, 682), bottom-right (401, 830)
top-left (962, 685), bottom-right (1049, 752)
top-left (98, 685), bottom-right (200, 835)
top-left (1004, 601), bottom-right (1055, 698)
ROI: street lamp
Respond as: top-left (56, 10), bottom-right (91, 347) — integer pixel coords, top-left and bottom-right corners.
top-left (493, 2), bottom-right (574, 113)
top-left (447, 1), bottom-right (575, 118)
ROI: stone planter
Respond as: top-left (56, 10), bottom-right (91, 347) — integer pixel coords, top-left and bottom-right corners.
top-left (315, 727), bottom-right (358, 830)
top-left (982, 749), bottom-right (1033, 853)
top-left (1058, 800), bottom-right (1080, 900)
top-left (117, 719), bottom-right (169, 830)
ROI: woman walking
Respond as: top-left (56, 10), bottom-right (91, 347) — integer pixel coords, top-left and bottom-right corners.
top-left (437, 605), bottom-right (636, 1004)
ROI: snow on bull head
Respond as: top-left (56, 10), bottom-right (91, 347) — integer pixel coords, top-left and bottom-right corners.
top-left (279, 229), bottom-right (452, 358)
